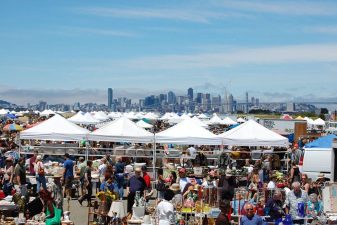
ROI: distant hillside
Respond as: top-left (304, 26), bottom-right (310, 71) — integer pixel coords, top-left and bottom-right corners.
top-left (0, 100), bottom-right (12, 107)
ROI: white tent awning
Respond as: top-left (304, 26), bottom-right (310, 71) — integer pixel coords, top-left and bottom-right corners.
top-left (218, 119), bottom-right (289, 147)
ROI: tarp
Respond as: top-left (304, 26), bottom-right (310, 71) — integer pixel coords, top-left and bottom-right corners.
top-left (88, 116), bottom-right (154, 143)
top-left (20, 114), bottom-right (90, 141)
top-left (218, 119), bottom-right (289, 147)
top-left (304, 134), bottom-right (337, 149)
top-left (155, 117), bottom-right (221, 145)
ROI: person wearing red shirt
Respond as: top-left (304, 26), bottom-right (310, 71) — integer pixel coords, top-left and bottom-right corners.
top-left (142, 165), bottom-right (151, 189)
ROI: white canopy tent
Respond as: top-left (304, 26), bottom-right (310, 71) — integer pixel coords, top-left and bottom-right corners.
top-left (40, 109), bottom-right (56, 117)
top-left (207, 113), bottom-right (224, 125)
top-left (93, 111), bottom-right (109, 121)
top-left (136, 120), bottom-right (153, 129)
top-left (222, 117), bottom-right (238, 126)
top-left (191, 116), bottom-right (208, 128)
top-left (155, 118), bottom-right (222, 145)
top-left (237, 117), bottom-right (246, 123)
top-left (313, 118), bottom-right (325, 126)
top-left (143, 112), bottom-right (159, 120)
top-left (218, 119), bottom-right (289, 147)
top-left (0, 109), bottom-right (9, 115)
top-left (20, 114), bottom-right (90, 141)
top-left (88, 116), bottom-right (154, 143)
top-left (68, 111), bottom-right (85, 123)
top-left (197, 113), bottom-right (209, 119)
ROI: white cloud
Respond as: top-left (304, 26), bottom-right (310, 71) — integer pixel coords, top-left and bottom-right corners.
top-left (305, 25), bottom-right (337, 34)
top-left (57, 27), bottom-right (137, 37)
top-left (221, 0), bottom-right (337, 16)
top-left (76, 7), bottom-right (246, 23)
top-left (104, 43), bottom-right (337, 70)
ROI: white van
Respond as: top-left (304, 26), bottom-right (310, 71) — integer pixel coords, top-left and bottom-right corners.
top-left (302, 147), bottom-right (331, 181)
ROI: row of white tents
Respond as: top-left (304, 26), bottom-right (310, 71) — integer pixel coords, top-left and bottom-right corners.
top-left (20, 114), bottom-right (289, 147)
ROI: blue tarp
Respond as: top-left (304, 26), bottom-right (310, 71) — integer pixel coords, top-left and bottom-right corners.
top-left (305, 134), bottom-right (337, 148)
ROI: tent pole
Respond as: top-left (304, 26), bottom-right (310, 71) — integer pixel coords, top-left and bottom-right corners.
top-left (18, 133), bottom-right (21, 158)
top-left (153, 134), bottom-right (156, 180)
top-left (85, 135), bottom-right (89, 161)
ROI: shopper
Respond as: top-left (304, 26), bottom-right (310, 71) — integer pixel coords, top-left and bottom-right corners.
top-left (240, 203), bottom-right (263, 225)
top-left (35, 155), bottom-right (47, 192)
top-left (156, 189), bottom-right (175, 225)
top-left (126, 167), bottom-right (147, 213)
top-left (78, 160), bottom-right (93, 207)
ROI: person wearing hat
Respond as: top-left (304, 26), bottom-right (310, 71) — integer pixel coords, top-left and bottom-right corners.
top-left (35, 155), bottom-right (47, 192)
top-left (126, 167), bottom-right (147, 213)
top-left (48, 174), bottom-right (64, 212)
top-left (170, 183), bottom-right (182, 207)
top-left (218, 168), bottom-right (236, 201)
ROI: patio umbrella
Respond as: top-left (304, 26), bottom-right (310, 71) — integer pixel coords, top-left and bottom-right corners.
top-left (3, 124), bottom-right (23, 132)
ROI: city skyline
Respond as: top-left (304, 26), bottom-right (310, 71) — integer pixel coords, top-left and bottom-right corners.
top-left (1, 1), bottom-right (337, 104)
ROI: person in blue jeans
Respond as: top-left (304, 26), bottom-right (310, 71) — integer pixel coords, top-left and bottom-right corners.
top-left (35, 155), bottom-right (47, 192)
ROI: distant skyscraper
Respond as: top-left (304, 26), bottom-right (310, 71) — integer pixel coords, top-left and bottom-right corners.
top-left (187, 88), bottom-right (193, 101)
top-left (196, 93), bottom-right (203, 104)
top-left (228, 94), bottom-right (234, 113)
top-left (108, 88), bottom-right (113, 109)
top-left (167, 91), bottom-right (176, 104)
top-left (286, 102), bottom-right (295, 111)
top-left (224, 90), bottom-right (229, 113)
top-left (245, 92), bottom-right (249, 113)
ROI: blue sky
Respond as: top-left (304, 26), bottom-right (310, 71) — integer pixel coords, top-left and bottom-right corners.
top-left (1, 0), bottom-right (337, 104)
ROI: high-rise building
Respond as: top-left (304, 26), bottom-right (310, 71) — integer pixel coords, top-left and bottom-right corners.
top-left (187, 88), bottom-right (193, 101)
top-left (167, 91), bottom-right (176, 104)
top-left (245, 92), bottom-right (249, 113)
top-left (108, 88), bottom-right (113, 109)
top-left (286, 102), bottom-right (295, 112)
top-left (196, 93), bottom-right (203, 104)
top-left (228, 94), bottom-right (234, 113)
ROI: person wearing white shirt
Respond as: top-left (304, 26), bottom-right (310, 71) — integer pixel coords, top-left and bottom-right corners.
top-left (187, 146), bottom-right (197, 159)
top-left (156, 189), bottom-right (176, 225)
top-left (267, 175), bottom-right (277, 189)
top-left (178, 168), bottom-right (190, 193)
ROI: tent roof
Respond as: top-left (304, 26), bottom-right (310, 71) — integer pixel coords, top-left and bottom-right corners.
top-left (136, 120), bottom-right (153, 129)
top-left (304, 134), bottom-right (337, 148)
top-left (218, 119), bottom-right (289, 147)
top-left (313, 118), bottom-right (325, 126)
top-left (237, 117), bottom-right (246, 123)
top-left (155, 118), bottom-right (221, 145)
top-left (208, 114), bottom-right (223, 125)
top-left (88, 116), bottom-right (153, 143)
top-left (20, 114), bottom-right (90, 141)
top-left (222, 117), bottom-right (238, 125)
top-left (191, 116), bottom-right (208, 128)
